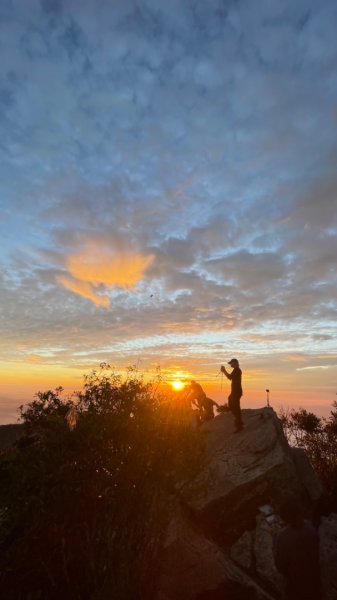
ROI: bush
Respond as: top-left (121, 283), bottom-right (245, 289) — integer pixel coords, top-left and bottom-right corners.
top-left (279, 404), bottom-right (337, 495)
top-left (0, 364), bottom-right (201, 599)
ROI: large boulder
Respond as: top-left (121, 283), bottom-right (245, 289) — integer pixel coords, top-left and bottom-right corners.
top-left (253, 514), bottom-right (283, 595)
top-left (290, 446), bottom-right (323, 503)
top-left (154, 408), bottom-right (324, 600)
top-left (179, 408), bottom-right (316, 543)
top-left (155, 498), bottom-right (275, 600)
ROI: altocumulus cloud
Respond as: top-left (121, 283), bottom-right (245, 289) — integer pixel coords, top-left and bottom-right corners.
top-left (0, 0), bottom-right (337, 384)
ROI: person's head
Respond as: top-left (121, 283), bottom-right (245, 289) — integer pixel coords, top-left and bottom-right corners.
top-left (278, 494), bottom-right (303, 526)
top-left (228, 358), bottom-right (239, 368)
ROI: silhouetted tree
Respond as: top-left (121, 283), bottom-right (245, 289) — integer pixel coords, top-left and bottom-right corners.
top-left (279, 405), bottom-right (337, 494)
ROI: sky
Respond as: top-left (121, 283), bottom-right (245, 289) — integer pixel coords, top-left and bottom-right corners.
top-left (1, 0), bottom-right (337, 424)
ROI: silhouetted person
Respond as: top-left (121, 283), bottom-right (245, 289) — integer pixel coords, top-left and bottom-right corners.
top-left (187, 380), bottom-right (219, 424)
top-left (274, 494), bottom-right (322, 600)
top-left (221, 358), bottom-right (243, 432)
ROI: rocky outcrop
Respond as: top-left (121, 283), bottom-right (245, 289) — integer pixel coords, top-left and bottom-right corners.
top-left (290, 446), bottom-right (323, 502)
top-left (153, 408), bottom-right (327, 600)
top-left (180, 408), bottom-right (318, 542)
top-left (155, 498), bottom-right (276, 600)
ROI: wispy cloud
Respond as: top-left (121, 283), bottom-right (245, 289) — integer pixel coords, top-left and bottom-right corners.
top-left (296, 365), bottom-right (337, 371)
top-left (57, 275), bottom-right (110, 308)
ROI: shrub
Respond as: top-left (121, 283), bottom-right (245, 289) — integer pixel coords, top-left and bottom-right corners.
top-left (279, 403), bottom-right (337, 494)
top-left (0, 364), bottom-right (201, 599)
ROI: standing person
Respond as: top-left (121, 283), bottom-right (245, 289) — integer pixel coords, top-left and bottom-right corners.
top-left (221, 358), bottom-right (243, 432)
top-left (186, 380), bottom-right (219, 424)
top-left (274, 494), bottom-right (322, 600)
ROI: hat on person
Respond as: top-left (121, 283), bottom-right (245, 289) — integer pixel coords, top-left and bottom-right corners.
top-left (228, 358), bottom-right (239, 366)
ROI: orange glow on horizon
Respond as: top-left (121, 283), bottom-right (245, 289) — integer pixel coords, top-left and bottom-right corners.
top-left (0, 360), bottom-right (335, 425)
top-left (0, 360), bottom-right (82, 387)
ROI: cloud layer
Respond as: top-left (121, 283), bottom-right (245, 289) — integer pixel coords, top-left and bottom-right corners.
top-left (1, 0), bottom-right (337, 416)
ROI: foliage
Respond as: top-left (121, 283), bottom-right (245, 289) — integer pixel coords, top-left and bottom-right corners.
top-left (0, 364), bottom-right (202, 599)
top-left (279, 402), bottom-right (337, 494)
top-left (18, 387), bottom-right (73, 426)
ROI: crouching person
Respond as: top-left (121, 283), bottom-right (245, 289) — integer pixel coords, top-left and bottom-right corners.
top-left (187, 380), bottom-right (219, 425)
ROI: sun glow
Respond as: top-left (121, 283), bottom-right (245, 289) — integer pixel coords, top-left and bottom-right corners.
top-left (171, 380), bottom-right (186, 391)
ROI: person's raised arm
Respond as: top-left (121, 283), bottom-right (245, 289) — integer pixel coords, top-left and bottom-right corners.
top-left (221, 365), bottom-right (232, 380)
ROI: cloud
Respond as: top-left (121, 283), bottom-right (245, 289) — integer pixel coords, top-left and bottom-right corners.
top-left (1, 0), bottom-right (337, 413)
top-left (205, 250), bottom-right (287, 290)
top-left (23, 354), bottom-right (42, 363)
top-left (296, 365), bottom-right (337, 371)
top-left (57, 242), bottom-right (154, 306)
top-left (57, 275), bottom-right (110, 308)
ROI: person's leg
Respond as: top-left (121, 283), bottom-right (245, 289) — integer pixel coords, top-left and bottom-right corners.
top-left (204, 398), bottom-right (215, 420)
top-left (232, 396), bottom-right (243, 431)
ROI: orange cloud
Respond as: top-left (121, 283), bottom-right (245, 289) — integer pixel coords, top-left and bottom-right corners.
top-left (58, 243), bottom-right (154, 307)
top-left (57, 276), bottom-right (110, 307)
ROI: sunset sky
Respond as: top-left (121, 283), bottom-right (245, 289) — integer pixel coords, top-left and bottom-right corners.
top-left (1, 0), bottom-right (337, 423)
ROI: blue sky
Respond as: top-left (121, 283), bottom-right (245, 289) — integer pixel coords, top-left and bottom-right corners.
top-left (1, 0), bottom-right (337, 421)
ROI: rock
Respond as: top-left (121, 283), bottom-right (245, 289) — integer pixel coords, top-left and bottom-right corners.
top-left (155, 499), bottom-right (275, 600)
top-left (253, 515), bottom-right (283, 594)
top-left (229, 515), bottom-right (283, 596)
top-left (180, 409), bottom-right (313, 543)
top-left (155, 499), bottom-right (229, 600)
top-left (319, 513), bottom-right (337, 600)
top-left (290, 447), bottom-right (323, 503)
top-left (153, 408), bottom-right (326, 600)
top-left (230, 530), bottom-right (254, 572)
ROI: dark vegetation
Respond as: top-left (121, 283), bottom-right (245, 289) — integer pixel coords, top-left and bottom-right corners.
top-left (0, 424), bottom-right (23, 451)
top-left (0, 364), bottom-right (201, 599)
top-left (280, 404), bottom-right (337, 500)
top-left (1, 363), bottom-right (337, 600)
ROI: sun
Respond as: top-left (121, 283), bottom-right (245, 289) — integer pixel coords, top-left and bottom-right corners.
top-left (171, 380), bottom-right (185, 391)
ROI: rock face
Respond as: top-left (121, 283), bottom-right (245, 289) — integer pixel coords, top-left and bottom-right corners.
top-left (153, 408), bottom-right (326, 600)
top-left (155, 498), bottom-right (276, 600)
